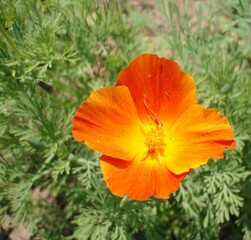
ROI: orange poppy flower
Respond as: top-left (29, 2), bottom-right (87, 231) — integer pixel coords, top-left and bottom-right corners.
top-left (72, 54), bottom-right (236, 201)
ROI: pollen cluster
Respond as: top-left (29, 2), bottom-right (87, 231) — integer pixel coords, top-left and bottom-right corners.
top-left (145, 124), bottom-right (166, 160)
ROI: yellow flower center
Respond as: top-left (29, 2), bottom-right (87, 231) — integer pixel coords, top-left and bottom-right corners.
top-left (144, 124), bottom-right (166, 160)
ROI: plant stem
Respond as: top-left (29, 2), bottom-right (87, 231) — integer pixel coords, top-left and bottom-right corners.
top-left (0, 24), bottom-right (24, 58)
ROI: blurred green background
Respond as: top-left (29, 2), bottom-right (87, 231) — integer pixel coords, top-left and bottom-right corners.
top-left (0, 0), bottom-right (250, 239)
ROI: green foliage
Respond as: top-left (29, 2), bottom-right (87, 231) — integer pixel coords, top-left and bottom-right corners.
top-left (0, 0), bottom-right (250, 239)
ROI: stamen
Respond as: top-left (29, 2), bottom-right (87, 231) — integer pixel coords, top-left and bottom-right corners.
top-left (140, 97), bottom-right (165, 160)
top-left (144, 124), bottom-right (166, 160)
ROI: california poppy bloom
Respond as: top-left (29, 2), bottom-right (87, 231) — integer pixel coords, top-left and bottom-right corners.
top-left (72, 54), bottom-right (236, 201)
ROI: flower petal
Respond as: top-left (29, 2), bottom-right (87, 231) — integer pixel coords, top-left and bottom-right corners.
top-left (100, 154), bottom-right (190, 201)
top-left (164, 105), bottom-right (236, 174)
top-left (116, 54), bottom-right (197, 127)
top-left (72, 86), bottom-right (146, 160)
